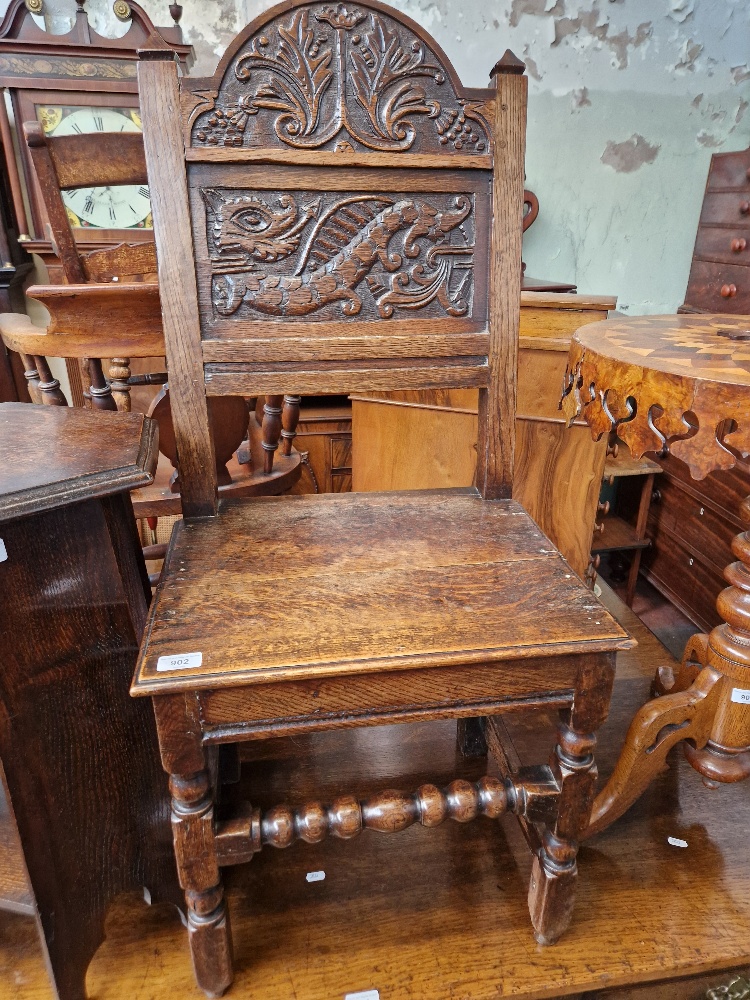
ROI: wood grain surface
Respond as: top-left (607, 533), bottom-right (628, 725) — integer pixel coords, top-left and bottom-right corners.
top-left (138, 52), bottom-right (218, 518)
top-left (0, 403), bottom-right (157, 522)
top-left (133, 489), bottom-right (629, 693)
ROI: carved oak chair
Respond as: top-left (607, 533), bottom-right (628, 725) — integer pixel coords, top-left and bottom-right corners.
top-left (131, 3), bottom-right (631, 993)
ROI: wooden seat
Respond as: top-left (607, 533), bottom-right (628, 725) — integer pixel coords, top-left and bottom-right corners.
top-left (136, 489), bottom-right (625, 695)
top-left (131, 3), bottom-right (633, 994)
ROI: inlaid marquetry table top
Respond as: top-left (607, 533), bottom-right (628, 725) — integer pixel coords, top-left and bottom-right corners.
top-left (561, 314), bottom-right (750, 480)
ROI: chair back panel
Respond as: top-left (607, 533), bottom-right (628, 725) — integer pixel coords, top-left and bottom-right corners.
top-left (182, 1), bottom-right (494, 165)
top-left (43, 132), bottom-right (148, 190)
top-left (138, 0), bottom-right (527, 517)
top-left (188, 163), bottom-right (491, 354)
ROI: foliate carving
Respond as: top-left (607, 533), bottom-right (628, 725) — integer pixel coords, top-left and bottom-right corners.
top-left (191, 3), bottom-right (490, 155)
top-left (203, 188), bottom-right (475, 322)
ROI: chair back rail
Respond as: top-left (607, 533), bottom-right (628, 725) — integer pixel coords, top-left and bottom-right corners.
top-left (138, 0), bottom-right (527, 518)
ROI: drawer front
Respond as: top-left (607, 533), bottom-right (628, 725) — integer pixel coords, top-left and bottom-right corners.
top-left (652, 476), bottom-right (737, 572)
top-left (642, 523), bottom-right (724, 631)
top-left (699, 192), bottom-right (750, 225)
top-left (706, 151), bottom-right (750, 190)
top-left (330, 471), bottom-right (352, 492)
top-left (658, 454), bottom-right (749, 526)
top-left (693, 225), bottom-right (750, 265)
top-left (330, 435), bottom-right (352, 470)
top-left (684, 259), bottom-right (750, 313)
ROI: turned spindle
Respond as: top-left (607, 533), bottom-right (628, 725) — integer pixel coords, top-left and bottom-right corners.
top-left (216, 777), bottom-right (513, 863)
top-left (280, 394), bottom-right (301, 456)
top-left (685, 500), bottom-right (750, 783)
top-left (109, 357), bottom-right (132, 411)
top-left (261, 394), bottom-right (284, 473)
top-left (21, 353), bottom-right (41, 403)
top-left (85, 358), bottom-right (116, 412)
top-left (34, 355), bottom-right (67, 406)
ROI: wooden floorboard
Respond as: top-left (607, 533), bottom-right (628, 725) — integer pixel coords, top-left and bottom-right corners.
top-left (3, 582), bottom-right (750, 999)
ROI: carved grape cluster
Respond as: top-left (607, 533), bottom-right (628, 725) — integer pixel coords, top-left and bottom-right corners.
top-left (195, 100), bottom-right (254, 147)
top-left (435, 103), bottom-right (485, 151)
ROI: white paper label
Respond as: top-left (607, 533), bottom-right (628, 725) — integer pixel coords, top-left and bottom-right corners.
top-left (156, 651), bottom-right (203, 672)
top-left (306, 870), bottom-right (325, 883)
top-left (345, 993), bottom-right (379, 1000)
top-left (731, 687), bottom-right (750, 705)
top-left (0, 539), bottom-right (7, 562)
top-left (667, 836), bottom-right (688, 848)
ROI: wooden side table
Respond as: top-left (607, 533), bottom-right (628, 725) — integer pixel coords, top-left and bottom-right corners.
top-left (0, 402), bottom-right (181, 1000)
top-left (561, 314), bottom-right (750, 835)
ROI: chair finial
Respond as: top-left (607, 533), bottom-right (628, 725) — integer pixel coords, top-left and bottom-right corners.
top-left (490, 49), bottom-right (526, 77)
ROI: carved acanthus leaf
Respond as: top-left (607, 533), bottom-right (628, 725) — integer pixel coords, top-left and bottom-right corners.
top-left (190, 3), bottom-right (491, 154)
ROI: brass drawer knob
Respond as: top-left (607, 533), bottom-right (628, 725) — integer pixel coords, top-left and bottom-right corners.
top-left (721, 283), bottom-right (738, 298)
top-left (731, 237), bottom-right (747, 253)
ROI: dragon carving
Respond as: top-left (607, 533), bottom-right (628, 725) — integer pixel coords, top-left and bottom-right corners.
top-left (191, 3), bottom-right (491, 155)
top-left (204, 190), bottom-right (475, 320)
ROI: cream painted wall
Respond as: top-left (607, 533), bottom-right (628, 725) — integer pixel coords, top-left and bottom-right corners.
top-left (4, 0), bottom-right (749, 314)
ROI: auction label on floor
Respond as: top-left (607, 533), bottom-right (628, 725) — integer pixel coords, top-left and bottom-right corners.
top-left (344, 992), bottom-right (379, 1000)
top-left (731, 687), bottom-right (750, 704)
top-left (156, 651), bottom-right (203, 672)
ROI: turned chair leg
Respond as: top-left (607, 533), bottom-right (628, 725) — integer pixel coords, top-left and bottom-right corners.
top-left (529, 657), bottom-right (615, 944)
top-left (528, 716), bottom-right (597, 944)
top-left (170, 770), bottom-right (233, 997)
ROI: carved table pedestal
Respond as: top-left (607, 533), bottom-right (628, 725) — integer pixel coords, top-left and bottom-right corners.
top-left (561, 314), bottom-right (750, 835)
top-left (0, 403), bottom-right (181, 1000)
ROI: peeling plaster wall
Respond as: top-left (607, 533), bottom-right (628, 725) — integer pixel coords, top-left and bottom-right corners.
top-left (4, 0), bottom-right (748, 313)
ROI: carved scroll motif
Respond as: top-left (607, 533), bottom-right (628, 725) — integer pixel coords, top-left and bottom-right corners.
top-left (203, 188), bottom-right (476, 322)
top-left (190, 3), bottom-right (491, 155)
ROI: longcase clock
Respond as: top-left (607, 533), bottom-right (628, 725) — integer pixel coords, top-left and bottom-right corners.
top-left (0, 0), bottom-right (193, 401)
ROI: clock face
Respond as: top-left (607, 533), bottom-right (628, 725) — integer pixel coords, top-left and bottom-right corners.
top-left (37, 105), bottom-right (152, 231)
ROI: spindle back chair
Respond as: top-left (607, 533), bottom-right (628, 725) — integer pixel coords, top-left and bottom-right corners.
top-left (131, 2), bottom-right (631, 993)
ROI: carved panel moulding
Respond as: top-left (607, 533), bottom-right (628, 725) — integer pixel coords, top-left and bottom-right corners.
top-left (188, 2), bottom-right (492, 157)
top-left (200, 187), bottom-right (479, 324)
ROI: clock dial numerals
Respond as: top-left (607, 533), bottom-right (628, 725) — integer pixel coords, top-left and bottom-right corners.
top-left (42, 106), bottom-right (151, 229)
top-left (63, 185), bottom-right (151, 230)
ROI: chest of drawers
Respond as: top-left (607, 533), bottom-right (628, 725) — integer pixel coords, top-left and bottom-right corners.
top-left (683, 148), bottom-right (750, 313)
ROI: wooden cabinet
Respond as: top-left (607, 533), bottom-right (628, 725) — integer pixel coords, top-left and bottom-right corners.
top-left (292, 398), bottom-right (352, 494)
top-left (0, 403), bottom-right (180, 1000)
top-left (683, 147), bottom-right (750, 314)
top-left (351, 291), bottom-right (616, 580)
top-left (642, 453), bottom-right (750, 632)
